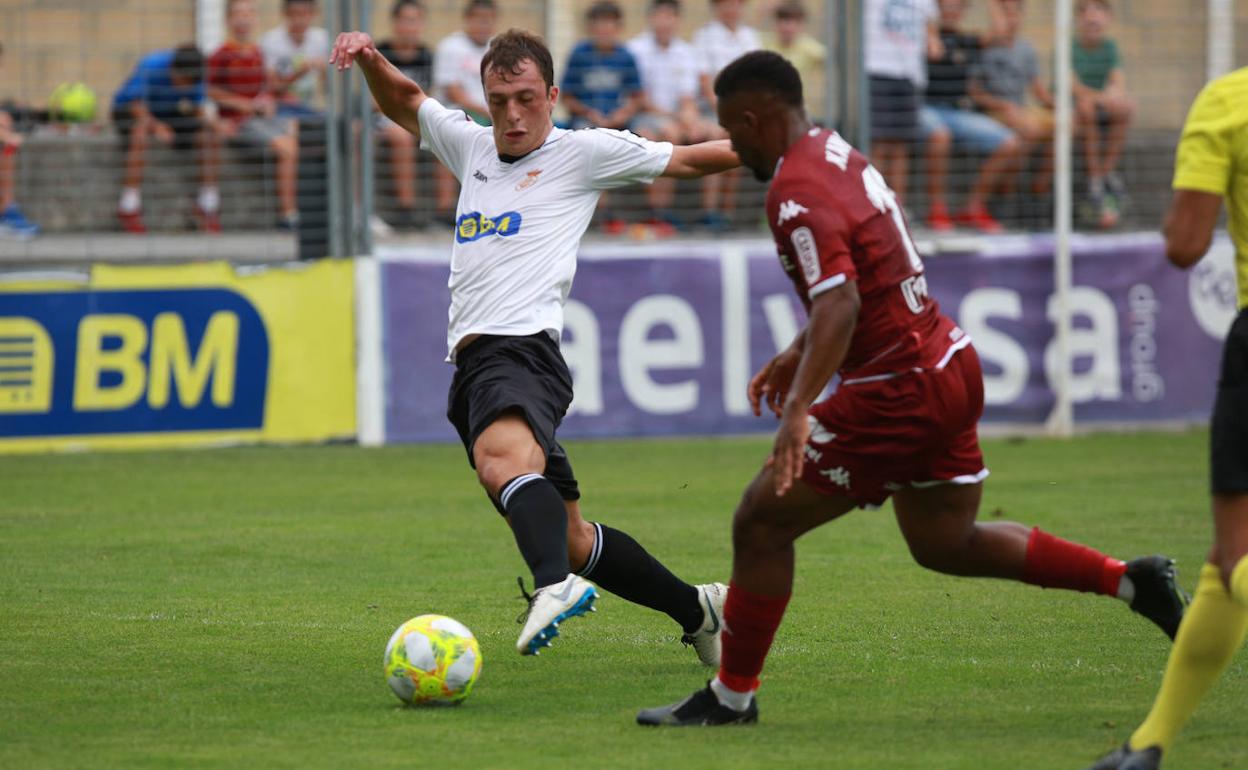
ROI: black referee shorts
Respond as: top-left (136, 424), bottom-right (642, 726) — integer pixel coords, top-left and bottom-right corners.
top-left (1212, 308), bottom-right (1248, 494)
top-left (447, 332), bottom-right (581, 512)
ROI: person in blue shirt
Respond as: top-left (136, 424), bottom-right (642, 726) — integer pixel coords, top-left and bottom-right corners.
top-left (111, 44), bottom-right (222, 233)
top-left (560, 1), bottom-right (644, 131)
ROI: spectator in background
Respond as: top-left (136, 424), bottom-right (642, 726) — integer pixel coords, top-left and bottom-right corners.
top-left (970, 0), bottom-right (1056, 197)
top-left (628, 0), bottom-right (715, 234)
top-left (261, 0), bottom-right (330, 117)
top-left (432, 0), bottom-right (496, 224)
top-left (920, 0), bottom-right (1016, 233)
top-left (693, 0), bottom-right (759, 232)
top-left (0, 43), bottom-right (38, 239)
top-left (865, 0), bottom-right (941, 207)
top-left (562, 1), bottom-right (645, 235)
top-left (209, 0), bottom-right (300, 231)
top-left (376, 0), bottom-right (434, 230)
top-left (762, 1), bottom-right (826, 120)
top-left (112, 44), bottom-right (220, 234)
top-left (1073, 0), bottom-right (1133, 229)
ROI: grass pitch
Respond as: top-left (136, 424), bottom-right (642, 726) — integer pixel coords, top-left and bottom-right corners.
top-left (1, 431), bottom-right (1244, 769)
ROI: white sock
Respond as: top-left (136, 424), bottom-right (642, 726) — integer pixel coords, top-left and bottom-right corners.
top-left (198, 186), bottom-right (220, 213)
top-left (1117, 574), bottom-right (1135, 603)
top-left (118, 187), bottom-right (141, 214)
top-left (710, 676), bottom-right (753, 712)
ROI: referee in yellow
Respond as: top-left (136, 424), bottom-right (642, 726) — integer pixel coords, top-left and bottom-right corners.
top-left (1087, 66), bottom-right (1248, 770)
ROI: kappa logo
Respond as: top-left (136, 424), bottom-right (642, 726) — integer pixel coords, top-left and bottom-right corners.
top-left (806, 415), bottom-right (837, 444)
top-left (516, 169), bottom-right (543, 191)
top-left (820, 466), bottom-right (851, 489)
top-left (473, 170), bottom-right (488, 182)
top-left (776, 199), bottom-right (809, 226)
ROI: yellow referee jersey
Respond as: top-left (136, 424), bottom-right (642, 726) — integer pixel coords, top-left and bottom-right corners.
top-left (1173, 66), bottom-right (1248, 308)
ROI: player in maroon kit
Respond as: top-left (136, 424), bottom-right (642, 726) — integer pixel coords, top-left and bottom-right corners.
top-left (635, 51), bottom-right (1188, 727)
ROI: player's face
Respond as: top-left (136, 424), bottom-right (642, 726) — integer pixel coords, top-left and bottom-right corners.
top-left (717, 94), bottom-right (771, 181)
top-left (465, 8), bottom-right (497, 46)
top-left (485, 58), bottom-right (557, 157)
top-left (228, 0), bottom-right (258, 40)
top-left (393, 6), bottom-right (424, 45)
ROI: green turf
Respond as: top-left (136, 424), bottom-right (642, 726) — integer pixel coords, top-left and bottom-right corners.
top-left (1, 431), bottom-right (1243, 769)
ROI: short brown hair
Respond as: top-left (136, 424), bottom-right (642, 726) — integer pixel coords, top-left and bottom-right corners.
top-left (480, 29), bottom-right (555, 90)
top-left (774, 0), bottom-right (806, 20)
top-left (1076, 0), bottom-right (1111, 11)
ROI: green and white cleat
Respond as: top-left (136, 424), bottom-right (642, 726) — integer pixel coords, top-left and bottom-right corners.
top-left (682, 582), bottom-right (727, 667)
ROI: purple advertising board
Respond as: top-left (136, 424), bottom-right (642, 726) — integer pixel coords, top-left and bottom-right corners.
top-left (378, 234), bottom-right (1238, 444)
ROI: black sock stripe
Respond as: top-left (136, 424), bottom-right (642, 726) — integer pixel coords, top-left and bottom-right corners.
top-left (499, 473), bottom-right (545, 510)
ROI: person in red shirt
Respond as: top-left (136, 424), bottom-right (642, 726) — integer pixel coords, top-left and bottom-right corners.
top-left (207, 0), bottom-right (300, 230)
top-left (636, 50), bottom-right (1189, 727)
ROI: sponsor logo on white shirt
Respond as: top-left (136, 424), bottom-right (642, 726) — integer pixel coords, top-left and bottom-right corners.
top-left (777, 199), bottom-right (809, 226)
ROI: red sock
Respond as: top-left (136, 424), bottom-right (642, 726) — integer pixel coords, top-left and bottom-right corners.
top-left (1022, 527), bottom-right (1125, 596)
top-left (717, 581), bottom-right (791, 693)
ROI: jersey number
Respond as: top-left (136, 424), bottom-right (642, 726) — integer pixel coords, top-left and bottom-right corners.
top-left (861, 165), bottom-right (928, 314)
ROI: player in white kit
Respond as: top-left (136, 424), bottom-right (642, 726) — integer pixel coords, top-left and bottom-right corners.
top-left (332, 28), bottom-right (741, 659)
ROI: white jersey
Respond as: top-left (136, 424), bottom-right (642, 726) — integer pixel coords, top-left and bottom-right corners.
top-left (864, 0), bottom-right (937, 86)
top-left (433, 31), bottom-right (490, 110)
top-left (692, 20), bottom-right (761, 79)
top-left (260, 26), bottom-right (330, 107)
top-left (418, 99), bottom-right (674, 359)
top-left (627, 32), bottom-right (700, 114)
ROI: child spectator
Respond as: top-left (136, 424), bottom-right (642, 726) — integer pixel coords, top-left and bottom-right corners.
top-left (865, 0), bottom-right (941, 206)
top-left (209, 0), bottom-right (300, 230)
top-left (261, 0), bottom-right (330, 117)
top-left (1073, 0), bottom-right (1133, 228)
top-left (0, 42), bottom-right (38, 239)
top-left (762, 1), bottom-right (826, 119)
top-left (561, 2), bottom-right (644, 131)
top-left (970, 0), bottom-right (1056, 197)
top-left (628, 0), bottom-right (714, 234)
top-left (431, 0), bottom-right (497, 224)
top-left (376, 0), bottom-right (434, 229)
top-left (920, 0), bottom-right (1017, 232)
top-left (692, 0), bottom-right (759, 232)
top-left (111, 44), bottom-right (219, 234)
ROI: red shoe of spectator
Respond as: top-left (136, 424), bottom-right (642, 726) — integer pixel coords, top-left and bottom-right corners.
top-left (601, 218), bottom-right (627, 236)
top-left (926, 202), bottom-right (955, 232)
top-left (118, 209), bottom-right (147, 234)
top-left (645, 219), bottom-right (678, 239)
top-left (196, 206), bottom-right (222, 235)
top-left (955, 204), bottom-right (1005, 234)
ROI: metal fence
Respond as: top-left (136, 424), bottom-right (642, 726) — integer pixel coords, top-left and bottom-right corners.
top-left (0, 0), bottom-right (1244, 265)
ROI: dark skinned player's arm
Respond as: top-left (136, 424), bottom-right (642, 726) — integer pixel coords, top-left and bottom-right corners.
top-left (772, 281), bottom-right (860, 492)
top-left (1163, 189), bottom-right (1223, 268)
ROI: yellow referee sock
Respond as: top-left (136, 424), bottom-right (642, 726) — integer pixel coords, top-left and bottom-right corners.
top-left (1129, 562), bottom-right (1248, 753)
top-left (1232, 556), bottom-right (1248, 606)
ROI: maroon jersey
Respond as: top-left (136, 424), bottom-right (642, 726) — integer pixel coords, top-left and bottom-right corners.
top-left (766, 127), bottom-right (965, 382)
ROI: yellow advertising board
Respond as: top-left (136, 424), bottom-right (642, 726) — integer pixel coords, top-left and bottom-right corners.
top-left (0, 259), bottom-right (356, 452)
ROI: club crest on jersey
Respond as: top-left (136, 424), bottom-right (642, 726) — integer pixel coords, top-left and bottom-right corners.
top-left (456, 211), bottom-right (523, 243)
top-left (515, 169), bottom-right (543, 191)
top-left (776, 199), bottom-right (809, 226)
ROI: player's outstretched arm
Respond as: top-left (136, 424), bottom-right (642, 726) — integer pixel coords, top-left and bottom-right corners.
top-left (769, 282), bottom-right (859, 496)
top-left (330, 31), bottom-right (427, 138)
top-left (661, 139), bottom-right (740, 179)
top-left (1163, 189), bottom-right (1222, 268)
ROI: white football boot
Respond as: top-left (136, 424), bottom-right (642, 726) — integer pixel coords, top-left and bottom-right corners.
top-left (516, 574), bottom-right (599, 655)
top-left (682, 582), bottom-right (728, 667)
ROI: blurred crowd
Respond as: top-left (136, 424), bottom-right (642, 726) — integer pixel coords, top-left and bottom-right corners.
top-left (0, 0), bottom-right (1133, 240)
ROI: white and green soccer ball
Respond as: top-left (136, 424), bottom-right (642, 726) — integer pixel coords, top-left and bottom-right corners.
top-left (384, 615), bottom-right (482, 705)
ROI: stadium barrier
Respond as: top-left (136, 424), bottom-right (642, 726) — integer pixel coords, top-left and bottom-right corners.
top-left (365, 234), bottom-right (1235, 444)
top-left (0, 258), bottom-right (355, 452)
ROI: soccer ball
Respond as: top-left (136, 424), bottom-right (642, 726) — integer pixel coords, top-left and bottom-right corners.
top-left (49, 82), bottom-right (97, 124)
top-left (383, 615), bottom-right (482, 705)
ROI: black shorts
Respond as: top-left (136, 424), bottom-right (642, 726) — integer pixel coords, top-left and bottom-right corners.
top-left (869, 76), bottom-right (921, 142)
top-left (112, 103), bottom-right (203, 153)
top-left (447, 332), bottom-right (581, 511)
top-left (1212, 308), bottom-right (1248, 494)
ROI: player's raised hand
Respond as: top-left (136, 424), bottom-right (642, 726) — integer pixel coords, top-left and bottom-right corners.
top-left (330, 31), bottom-right (377, 71)
top-left (768, 406), bottom-right (809, 497)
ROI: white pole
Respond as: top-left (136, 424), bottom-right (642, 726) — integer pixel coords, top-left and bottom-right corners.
top-left (1048, 0), bottom-right (1074, 437)
top-left (195, 0), bottom-right (225, 54)
top-left (1207, 0), bottom-right (1234, 80)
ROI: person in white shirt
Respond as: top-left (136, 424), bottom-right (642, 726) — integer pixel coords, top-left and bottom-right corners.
top-left (430, 0), bottom-right (498, 223)
top-left (628, 0), bottom-right (719, 234)
top-left (261, 0), bottom-right (331, 117)
top-left (691, 0), bottom-right (760, 232)
top-left (332, 27), bottom-right (739, 662)
top-left (864, 0), bottom-right (942, 205)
